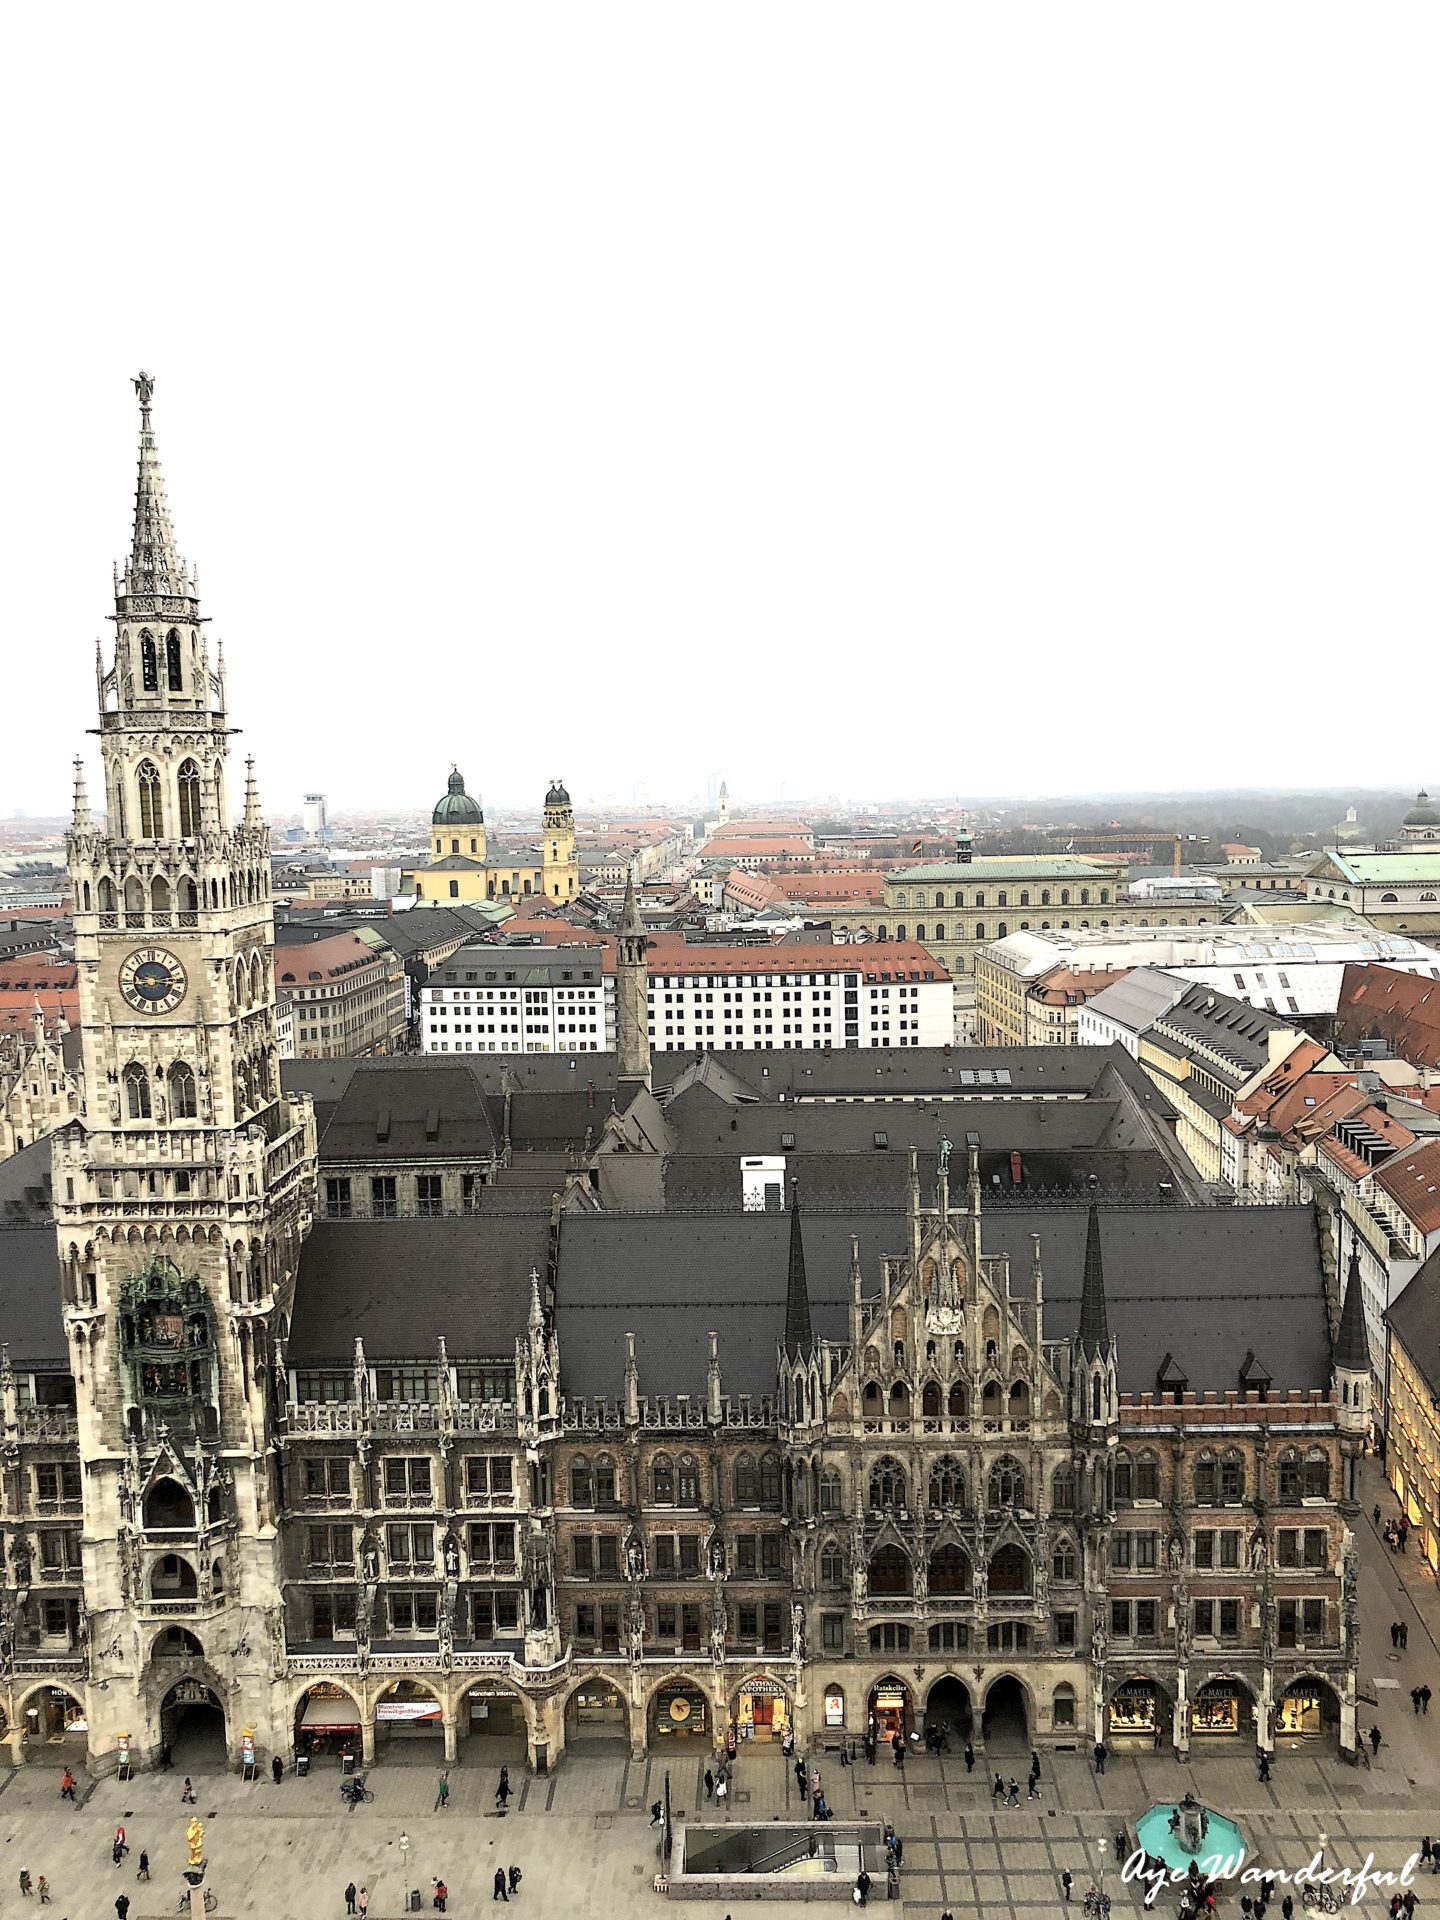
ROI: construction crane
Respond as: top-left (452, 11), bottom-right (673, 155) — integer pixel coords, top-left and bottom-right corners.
top-left (1048, 831), bottom-right (1185, 877)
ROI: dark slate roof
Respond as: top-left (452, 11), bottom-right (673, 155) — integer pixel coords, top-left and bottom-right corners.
top-left (0, 1140), bottom-right (68, 1368)
top-left (553, 1205), bottom-right (1331, 1401)
top-left (661, 1148), bottom-right (1179, 1210)
top-left (1385, 1244), bottom-right (1440, 1394)
top-left (288, 1214), bottom-right (551, 1365)
top-left (509, 1091), bottom-right (607, 1149)
top-left (317, 1063), bottom-right (501, 1162)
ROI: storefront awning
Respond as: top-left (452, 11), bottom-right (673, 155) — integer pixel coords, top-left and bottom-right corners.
top-left (300, 1697), bottom-right (362, 1731)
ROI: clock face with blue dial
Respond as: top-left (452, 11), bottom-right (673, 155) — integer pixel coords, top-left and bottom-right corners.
top-left (119, 947), bottom-right (187, 1015)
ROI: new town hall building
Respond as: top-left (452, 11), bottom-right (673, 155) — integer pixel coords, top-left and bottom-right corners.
top-left (0, 383), bottom-right (1369, 1775)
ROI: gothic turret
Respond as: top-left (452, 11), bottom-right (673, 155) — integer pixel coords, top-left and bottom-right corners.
top-left (783, 1184), bottom-right (814, 1360)
top-left (615, 873), bottom-right (651, 1099)
top-left (1071, 1203), bottom-right (1118, 1437)
top-left (1333, 1244), bottom-right (1372, 1441)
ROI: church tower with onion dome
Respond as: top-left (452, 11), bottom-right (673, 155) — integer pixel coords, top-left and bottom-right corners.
top-left (50, 375), bottom-right (317, 1769)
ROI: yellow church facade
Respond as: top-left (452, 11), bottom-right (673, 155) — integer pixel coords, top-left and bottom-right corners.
top-left (407, 771), bottom-right (580, 905)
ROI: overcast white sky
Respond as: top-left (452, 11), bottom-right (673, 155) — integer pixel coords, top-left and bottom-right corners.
top-left (4, 5), bottom-right (1436, 818)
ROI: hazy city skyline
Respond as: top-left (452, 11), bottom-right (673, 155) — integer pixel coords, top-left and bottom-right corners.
top-left (6, 6), bottom-right (1438, 816)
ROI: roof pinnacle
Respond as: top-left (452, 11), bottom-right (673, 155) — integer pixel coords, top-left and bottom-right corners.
top-left (783, 1181), bottom-right (814, 1359)
top-left (70, 758), bottom-right (92, 834)
top-left (125, 372), bottom-right (191, 600)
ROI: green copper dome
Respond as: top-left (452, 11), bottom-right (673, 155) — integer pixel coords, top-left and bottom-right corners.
top-left (433, 767), bottom-right (483, 826)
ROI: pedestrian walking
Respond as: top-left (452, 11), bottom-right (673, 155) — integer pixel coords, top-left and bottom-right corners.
top-left (705, 1767), bottom-right (715, 1800)
top-left (854, 1868), bottom-right (871, 1906)
top-left (357, 1888), bottom-right (369, 1918)
top-left (434, 1772), bottom-right (450, 1813)
top-left (892, 1836), bottom-right (904, 1868)
top-left (1062, 1869), bottom-right (1074, 1903)
top-left (114, 1825), bottom-right (129, 1862)
top-left (1424, 1687), bottom-right (1433, 1714)
top-left (492, 1868), bottom-right (509, 1902)
top-left (431, 1879), bottom-right (448, 1913)
top-left (59, 1767), bottom-right (76, 1802)
top-left (1028, 1773), bottom-right (1042, 1801)
top-left (1414, 1689), bottom-right (1423, 1716)
top-left (19, 1870), bottom-right (32, 1896)
top-left (1374, 1504), bottom-right (1383, 1526)
top-left (111, 1842), bottom-right (123, 1868)
top-left (1029, 1750), bottom-right (1041, 1785)
top-left (993, 1775), bottom-right (1005, 1802)
top-left (1094, 1741), bottom-right (1107, 1775)
top-left (115, 1897), bottom-right (130, 1920)
top-left (1007, 1778), bottom-right (1020, 1808)
top-left (1404, 1891), bottom-right (1417, 1919)
top-left (36, 1876), bottom-right (49, 1905)
top-left (508, 1866), bottom-right (522, 1895)
top-left (1402, 1622), bottom-right (1410, 1649)
top-left (1393, 1622), bottom-right (1401, 1648)
top-left (345, 1884), bottom-right (358, 1916)
top-left (1370, 1725), bottom-right (1383, 1758)
top-left (496, 1766), bottom-right (511, 1810)
top-left (181, 1775), bottom-right (196, 1804)
top-left (810, 1764), bottom-right (821, 1801)
top-left (137, 1852), bottom-right (150, 1882)
top-left (1241, 1897), bottom-right (1253, 1919)
top-left (1422, 1844), bottom-right (1433, 1869)
top-left (1282, 1898), bottom-right (1294, 1920)
top-left (963, 1741), bottom-right (975, 1774)
top-left (1258, 1752), bottom-right (1272, 1783)
top-left (1115, 1833), bottom-right (1128, 1866)
top-left (891, 1731), bottom-right (903, 1767)
top-left (650, 1800), bottom-right (664, 1826)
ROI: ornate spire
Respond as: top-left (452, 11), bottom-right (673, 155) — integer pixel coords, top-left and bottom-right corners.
top-left (70, 758), bottom-right (92, 834)
top-left (619, 871), bottom-right (643, 935)
top-left (1077, 1201), bottom-right (1112, 1355)
top-left (242, 757), bottom-right (263, 831)
top-left (125, 373), bottom-right (190, 600)
top-left (1334, 1244), bottom-right (1371, 1375)
top-left (783, 1182), bottom-right (814, 1359)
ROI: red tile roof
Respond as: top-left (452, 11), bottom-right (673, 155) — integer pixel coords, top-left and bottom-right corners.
top-left (1335, 962), bottom-right (1440, 1069)
top-left (1376, 1138), bottom-right (1440, 1235)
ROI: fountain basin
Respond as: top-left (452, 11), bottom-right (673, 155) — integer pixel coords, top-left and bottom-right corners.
top-left (1134, 1801), bottom-right (1247, 1878)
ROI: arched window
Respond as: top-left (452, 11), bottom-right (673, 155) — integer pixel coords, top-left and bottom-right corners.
top-left (975, 923), bottom-right (985, 941)
top-left (896, 925), bottom-right (907, 942)
top-left (869, 1457), bottom-right (906, 1510)
top-left (1112, 1450), bottom-right (1133, 1503)
top-left (868, 1543), bottom-right (911, 1594)
top-left (1135, 1450), bottom-right (1160, 1501)
top-left (987, 1456), bottom-right (1025, 1509)
top-left (1220, 1449), bottom-right (1244, 1501)
top-left (819, 1469), bottom-right (842, 1513)
top-left (1305, 1449), bottom-right (1333, 1496)
top-left (927, 1456), bottom-right (966, 1509)
top-left (569, 1456), bottom-right (592, 1508)
top-left (651, 1453), bottom-right (674, 1504)
top-left (677, 1453), bottom-right (700, 1506)
top-left (1194, 1452), bottom-right (1216, 1503)
top-left (947, 1381), bottom-right (966, 1418)
top-left (935, 922), bottom-right (945, 940)
top-left (934, 891), bottom-right (944, 908)
top-left (916, 924), bottom-right (926, 942)
top-left (1381, 893), bottom-right (1399, 904)
top-left (988, 1542), bottom-right (1032, 1594)
top-left (177, 760), bottom-right (202, 838)
top-left (929, 1544), bottom-right (970, 1592)
top-left (1051, 1536), bottom-right (1077, 1583)
top-left (759, 1452), bottom-right (782, 1509)
top-left (140, 631), bottom-right (158, 691)
top-left (137, 761), bottom-right (164, 838)
top-left (166, 630), bottom-right (183, 691)
top-left (734, 1454), bottom-right (758, 1506)
top-left (1051, 1463), bottom-right (1076, 1511)
top-left (820, 1542), bottom-right (845, 1585)
top-left (124, 1062), bottom-right (151, 1120)
top-left (168, 1061), bottom-right (198, 1120)
top-left (594, 1455), bottom-right (617, 1506)
top-left (150, 874), bottom-right (170, 913)
top-left (98, 876), bottom-right (115, 913)
top-left (1041, 889), bottom-right (1051, 906)
top-left (1019, 889), bottom-right (1030, 906)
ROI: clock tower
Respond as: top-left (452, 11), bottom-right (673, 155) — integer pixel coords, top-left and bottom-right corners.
top-left (53, 376), bottom-right (317, 1767)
